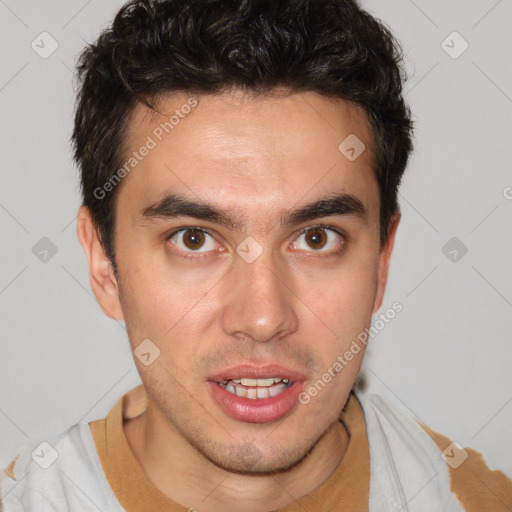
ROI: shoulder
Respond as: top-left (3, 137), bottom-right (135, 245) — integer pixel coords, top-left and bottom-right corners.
top-left (418, 421), bottom-right (512, 511)
top-left (1, 422), bottom-right (122, 512)
top-left (356, 387), bottom-right (512, 510)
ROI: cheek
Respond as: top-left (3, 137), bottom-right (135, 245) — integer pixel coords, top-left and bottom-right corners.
top-left (117, 236), bottom-right (198, 318)
top-left (117, 255), bottom-right (220, 370)
top-left (294, 252), bottom-right (379, 338)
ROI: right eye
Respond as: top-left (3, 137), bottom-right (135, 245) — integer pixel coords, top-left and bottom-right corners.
top-left (166, 228), bottom-right (220, 254)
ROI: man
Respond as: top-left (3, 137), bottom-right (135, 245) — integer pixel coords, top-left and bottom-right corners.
top-left (2, 0), bottom-right (511, 510)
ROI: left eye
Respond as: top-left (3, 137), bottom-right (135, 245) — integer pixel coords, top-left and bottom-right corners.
top-left (291, 227), bottom-right (344, 252)
top-left (168, 228), bottom-right (218, 252)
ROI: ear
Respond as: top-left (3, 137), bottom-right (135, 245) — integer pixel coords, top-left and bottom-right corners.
top-left (76, 206), bottom-right (124, 320)
top-left (372, 211), bottom-right (400, 314)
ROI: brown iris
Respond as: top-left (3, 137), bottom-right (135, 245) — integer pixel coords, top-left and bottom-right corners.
top-left (305, 228), bottom-right (327, 250)
top-left (183, 229), bottom-right (206, 250)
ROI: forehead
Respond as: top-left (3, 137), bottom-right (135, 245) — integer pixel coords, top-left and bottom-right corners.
top-left (117, 89), bottom-right (379, 229)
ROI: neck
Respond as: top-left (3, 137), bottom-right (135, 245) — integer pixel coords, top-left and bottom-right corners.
top-left (124, 402), bottom-right (350, 512)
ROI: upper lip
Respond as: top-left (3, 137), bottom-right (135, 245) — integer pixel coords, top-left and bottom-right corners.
top-left (208, 364), bottom-right (307, 383)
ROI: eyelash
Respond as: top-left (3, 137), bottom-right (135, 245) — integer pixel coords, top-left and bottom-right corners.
top-left (164, 225), bottom-right (347, 258)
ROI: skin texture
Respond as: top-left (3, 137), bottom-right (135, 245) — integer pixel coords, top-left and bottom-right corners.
top-left (77, 89), bottom-right (400, 512)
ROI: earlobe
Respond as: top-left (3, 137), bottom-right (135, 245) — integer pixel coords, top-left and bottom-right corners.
top-left (76, 206), bottom-right (124, 320)
top-left (372, 212), bottom-right (401, 314)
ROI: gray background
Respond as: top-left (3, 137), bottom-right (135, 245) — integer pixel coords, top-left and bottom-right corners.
top-left (1, 0), bottom-right (511, 481)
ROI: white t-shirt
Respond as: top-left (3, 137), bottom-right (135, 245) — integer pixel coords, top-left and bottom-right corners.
top-left (1, 422), bottom-right (125, 512)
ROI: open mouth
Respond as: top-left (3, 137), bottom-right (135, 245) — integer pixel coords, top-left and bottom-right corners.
top-left (217, 377), bottom-right (293, 399)
top-left (207, 366), bottom-right (306, 423)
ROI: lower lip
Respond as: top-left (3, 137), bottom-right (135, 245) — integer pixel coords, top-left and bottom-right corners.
top-left (206, 381), bottom-right (305, 423)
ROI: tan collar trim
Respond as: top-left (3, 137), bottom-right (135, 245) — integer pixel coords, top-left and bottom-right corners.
top-left (92, 385), bottom-right (369, 511)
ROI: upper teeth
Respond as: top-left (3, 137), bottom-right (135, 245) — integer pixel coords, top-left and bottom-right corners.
top-left (229, 377), bottom-right (289, 387)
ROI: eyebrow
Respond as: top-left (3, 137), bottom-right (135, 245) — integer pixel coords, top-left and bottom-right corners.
top-left (139, 190), bottom-right (368, 231)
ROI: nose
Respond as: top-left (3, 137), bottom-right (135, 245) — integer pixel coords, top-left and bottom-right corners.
top-left (221, 248), bottom-right (299, 343)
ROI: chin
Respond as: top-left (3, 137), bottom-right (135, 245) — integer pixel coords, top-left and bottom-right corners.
top-left (190, 429), bottom-right (323, 476)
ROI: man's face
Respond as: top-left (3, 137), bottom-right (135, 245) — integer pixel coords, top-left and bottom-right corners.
top-left (98, 90), bottom-right (394, 473)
